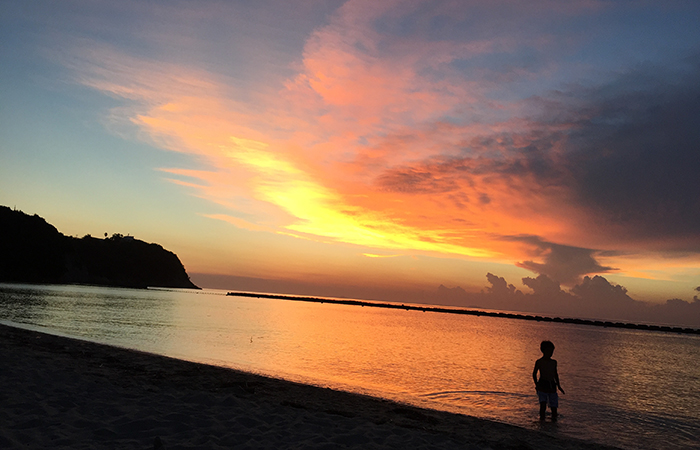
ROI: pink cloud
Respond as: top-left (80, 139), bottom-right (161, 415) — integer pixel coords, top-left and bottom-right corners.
top-left (60, 0), bottom-right (700, 289)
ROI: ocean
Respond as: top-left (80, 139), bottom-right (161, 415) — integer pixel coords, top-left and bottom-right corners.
top-left (1, 283), bottom-right (698, 450)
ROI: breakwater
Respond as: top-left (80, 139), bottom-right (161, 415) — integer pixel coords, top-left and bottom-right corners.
top-left (226, 291), bottom-right (700, 335)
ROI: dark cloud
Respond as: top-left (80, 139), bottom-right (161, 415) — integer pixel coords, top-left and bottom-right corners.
top-left (374, 151), bottom-right (524, 195)
top-left (373, 53), bottom-right (700, 279)
top-left (542, 54), bottom-right (700, 249)
top-left (477, 55), bottom-right (700, 252)
top-left (376, 167), bottom-right (460, 193)
top-left (434, 273), bottom-right (700, 328)
top-left (522, 273), bottom-right (566, 298)
top-left (395, 55), bottom-right (699, 246)
top-left (484, 272), bottom-right (520, 297)
top-left (569, 275), bottom-right (637, 314)
top-left (507, 235), bottom-right (615, 285)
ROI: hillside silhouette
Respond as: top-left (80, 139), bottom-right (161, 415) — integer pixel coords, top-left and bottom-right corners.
top-left (0, 206), bottom-right (199, 289)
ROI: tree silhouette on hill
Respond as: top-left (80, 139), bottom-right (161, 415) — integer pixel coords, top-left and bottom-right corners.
top-left (0, 206), bottom-right (199, 289)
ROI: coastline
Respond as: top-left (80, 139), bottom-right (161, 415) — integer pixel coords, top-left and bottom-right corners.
top-left (0, 323), bottom-right (619, 450)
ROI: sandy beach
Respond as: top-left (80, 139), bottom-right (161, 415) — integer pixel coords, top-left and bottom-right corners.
top-left (0, 323), bottom-right (619, 450)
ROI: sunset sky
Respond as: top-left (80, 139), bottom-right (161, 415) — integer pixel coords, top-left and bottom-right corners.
top-left (2, 1), bottom-right (700, 320)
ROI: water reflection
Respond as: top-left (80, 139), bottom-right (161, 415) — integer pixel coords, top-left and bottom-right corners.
top-left (0, 284), bottom-right (51, 323)
top-left (1, 284), bottom-right (698, 450)
top-left (0, 284), bottom-right (176, 348)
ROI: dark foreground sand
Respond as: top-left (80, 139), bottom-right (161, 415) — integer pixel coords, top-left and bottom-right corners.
top-left (0, 324), bottom-right (619, 450)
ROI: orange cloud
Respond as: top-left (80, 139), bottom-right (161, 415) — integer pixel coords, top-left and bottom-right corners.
top-left (63, 1), bottom-right (699, 287)
top-left (65, 38), bottom-right (515, 261)
top-left (363, 253), bottom-right (401, 258)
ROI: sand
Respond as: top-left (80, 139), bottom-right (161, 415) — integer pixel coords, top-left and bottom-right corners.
top-left (0, 324), bottom-right (620, 450)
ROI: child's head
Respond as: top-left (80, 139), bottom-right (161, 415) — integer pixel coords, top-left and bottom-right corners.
top-left (540, 340), bottom-right (555, 357)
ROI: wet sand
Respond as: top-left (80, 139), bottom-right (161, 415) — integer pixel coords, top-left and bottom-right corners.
top-left (0, 323), bottom-right (619, 449)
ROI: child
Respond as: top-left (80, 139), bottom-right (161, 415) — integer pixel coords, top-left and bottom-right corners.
top-left (532, 340), bottom-right (565, 421)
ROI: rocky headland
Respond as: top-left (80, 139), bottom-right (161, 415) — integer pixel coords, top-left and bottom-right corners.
top-left (0, 206), bottom-right (198, 289)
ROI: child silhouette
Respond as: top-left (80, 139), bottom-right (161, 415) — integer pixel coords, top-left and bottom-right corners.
top-left (532, 340), bottom-right (565, 421)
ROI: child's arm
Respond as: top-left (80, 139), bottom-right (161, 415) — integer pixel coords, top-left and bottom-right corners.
top-left (532, 360), bottom-right (539, 389)
top-left (554, 362), bottom-right (565, 394)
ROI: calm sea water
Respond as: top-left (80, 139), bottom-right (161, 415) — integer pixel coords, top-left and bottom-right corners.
top-left (1, 283), bottom-right (698, 450)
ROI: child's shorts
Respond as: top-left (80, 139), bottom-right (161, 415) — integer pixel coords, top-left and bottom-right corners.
top-left (537, 391), bottom-right (559, 408)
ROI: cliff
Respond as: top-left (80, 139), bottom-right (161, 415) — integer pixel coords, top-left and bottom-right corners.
top-left (0, 206), bottom-right (199, 289)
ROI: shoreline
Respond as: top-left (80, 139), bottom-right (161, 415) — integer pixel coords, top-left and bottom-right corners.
top-left (0, 323), bottom-right (620, 449)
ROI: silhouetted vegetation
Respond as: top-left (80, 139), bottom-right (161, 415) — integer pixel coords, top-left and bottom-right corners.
top-left (0, 206), bottom-right (199, 289)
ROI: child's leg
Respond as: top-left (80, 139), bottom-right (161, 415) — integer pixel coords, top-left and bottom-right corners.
top-left (550, 392), bottom-right (559, 421)
top-left (539, 402), bottom-right (547, 421)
